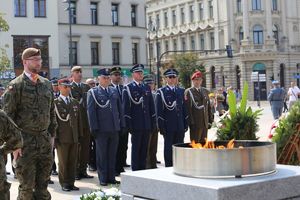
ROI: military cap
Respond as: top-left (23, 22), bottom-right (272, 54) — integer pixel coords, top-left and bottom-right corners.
top-left (50, 78), bottom-right (58, 86)
top-left (71, 66), bottom-right (82, 72)
top-left (110, 66), bottom-right (122, 75)
top-left (22, 48), bottom-right (41, 60)
top-left (163, 68), bottom-right (179, 77)
top-left (191, 71), bottom-right (202, 80)
top-left (58, 78), bottom-right (72, 86)
top-left (272, 80), bottom-right (279, 85)
top-left (143, 74), bottom-right (155, 85)
top-left (130, 64), bottom-right (144, 73)
top-left (97, 68), bottom-right (111, 76)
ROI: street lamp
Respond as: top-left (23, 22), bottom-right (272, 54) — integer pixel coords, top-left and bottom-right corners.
top-left (148, 19), bottom-right (160, 87)
top-left (63, 0), bottom-right (74, 69)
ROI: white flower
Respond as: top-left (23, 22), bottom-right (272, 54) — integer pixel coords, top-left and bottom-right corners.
top-left (95, 197), bottom-right (102, 200)
top-left (105, 187), bottom-right (119, 196)
top-left (107, 197), bottom-right (114, 200)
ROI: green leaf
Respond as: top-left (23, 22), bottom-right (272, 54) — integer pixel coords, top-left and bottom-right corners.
top-left (240, 82), bottom-right (248, 114)
top-left (228, 90), bottom-right (237, 117)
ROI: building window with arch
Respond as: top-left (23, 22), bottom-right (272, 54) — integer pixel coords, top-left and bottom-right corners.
top-left (237, 0), bottom-right (242, 13)
top-left (272, 0), bottom-right (278, 11)
top-left (252, 0), bottom-right (261, 10)
top-left (273, 25), bottom-right (279, 45)
top-left (14, 0), bottom-right (26, 17)
top-left (253, 25), bottom-right (263, 44)
top-left (239, 26), bottom-right (244, 44)
top-left (211, 66), bottom-right (216, 89)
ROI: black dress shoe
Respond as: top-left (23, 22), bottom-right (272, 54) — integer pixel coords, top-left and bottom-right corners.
top-left (48, 179), bottom-right (54, 184)
top-left (62, 186), bottom-right (71, 192)
top-left (100, 181), bottom-right (108, 186)
top-left (109, 180), bottom-right (120, 184)
top-left (51, 170), bottom-right (58, 175)
top-left (115, 172), bottom-right (120, 176)
top-left (6, 172), bottom-right (10, 175)
top-left (156, 161), bottom-right (161, 164)
top-left (81, 173), bottom-right (93, 179)
top-left (70, 185), bottom-right (79, 191)
top-left (75, 175), bottom-right (81, 180)
top-left (124, 164), bottom-right (130, 167)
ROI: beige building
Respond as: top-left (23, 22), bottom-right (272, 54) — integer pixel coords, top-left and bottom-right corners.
top-left (146, 0), bottom-right (300, 100)
top-left (58, 0), bottom-right (148, 80)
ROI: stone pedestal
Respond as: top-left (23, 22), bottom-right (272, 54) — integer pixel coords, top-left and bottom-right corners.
top-left (121, 165), bottom-right (300, 200)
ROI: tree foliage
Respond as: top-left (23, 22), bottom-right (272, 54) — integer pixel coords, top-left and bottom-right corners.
top-left (171, 53), bottom-right (205, 88)
top-left (217, 82), bottom-right (262, 140)
top-left (0, 13), bottom-right (10, 73)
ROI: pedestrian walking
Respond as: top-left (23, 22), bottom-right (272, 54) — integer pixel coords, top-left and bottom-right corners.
top-left (287, 82), bottom-right (300, 109)
top-left (268, 80), bottom-right (286, 119)
top-left (2, 47), bottom-right (57, 200)
top-left (156, 68), bottom-right (188, 167)
top-left (87, 68), bottom-right (123, 186)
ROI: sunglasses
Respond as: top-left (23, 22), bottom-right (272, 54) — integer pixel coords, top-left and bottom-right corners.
top-left (168, 76), bottom-right (177, 79)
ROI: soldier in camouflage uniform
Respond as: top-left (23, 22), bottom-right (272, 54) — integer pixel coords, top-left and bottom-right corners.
top-left (0, 110), bottom-right (23, 200)
top-left (3, 48), bottom-right (57, 200)
top-left (70, 66), bottom-right (93, 180)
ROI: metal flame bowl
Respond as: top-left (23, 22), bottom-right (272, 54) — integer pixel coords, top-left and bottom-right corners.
top-left (173, 141), bottom-right (276, 178)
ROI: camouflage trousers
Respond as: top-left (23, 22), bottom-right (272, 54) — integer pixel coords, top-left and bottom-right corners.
top-left (15, 133), bottom-right (53, 200)
top-left (0, 155), bottom-right (11, 200)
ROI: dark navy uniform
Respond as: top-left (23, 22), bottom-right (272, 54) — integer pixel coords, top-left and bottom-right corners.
top-left (156, 69), bottom-right (188, 167)
top-left (123, 64), bottom-right (156, 171)
top-left (87, 68), bottom-right (123, 185)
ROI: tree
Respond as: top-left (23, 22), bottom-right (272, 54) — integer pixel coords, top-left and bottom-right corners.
top-left (0, 13), bottom-right (10, 73)
top-left (171, 53), bottom-right (205, 88)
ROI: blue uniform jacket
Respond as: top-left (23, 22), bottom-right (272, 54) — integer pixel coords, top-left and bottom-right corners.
top-left (267, 87), bottom-right (285, 108)
top-left (122, 81), bottom-right (156, 132)
top-left (156, 86), bottom-right (188, 132)
top-left (87, 86), bottom-right (124, 133)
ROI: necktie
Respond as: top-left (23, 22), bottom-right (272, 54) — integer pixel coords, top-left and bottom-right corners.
top-left (66, 97), bottom-right (70, 104)
top-left (105, 88), bottom-right (108, 95)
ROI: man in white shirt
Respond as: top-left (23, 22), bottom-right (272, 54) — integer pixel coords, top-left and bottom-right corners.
top-left (287, 82), bottom-right (300, 109)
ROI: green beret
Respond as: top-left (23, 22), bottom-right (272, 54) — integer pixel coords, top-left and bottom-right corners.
top-left (22, 48), bottom-right (41, 60)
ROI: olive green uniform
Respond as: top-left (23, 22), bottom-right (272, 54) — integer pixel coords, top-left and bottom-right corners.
top-left (0, 110), bottom-right (23, 200)
top-left (70, 82), bottom-right (91, 176)
top-left (3, 73), bottom-right (57, 200)
top-left (54, 96), bottom-right (82, 188)
top-left (185, 87), bottom-right (213, 143)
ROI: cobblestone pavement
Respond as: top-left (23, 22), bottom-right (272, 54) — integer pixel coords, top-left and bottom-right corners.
top-left (7, 101), bottom-right (275, 200)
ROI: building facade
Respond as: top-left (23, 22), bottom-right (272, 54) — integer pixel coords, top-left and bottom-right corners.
top-left (58, 0), bottom-right (148, 80)
top-left (146, 0), bottom-right (300, 100)
top-left (0, 0), bottom-right (60, 78)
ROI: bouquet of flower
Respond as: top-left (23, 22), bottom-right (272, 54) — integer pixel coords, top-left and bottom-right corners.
top-left (80, 187), bottom-right (121, 200)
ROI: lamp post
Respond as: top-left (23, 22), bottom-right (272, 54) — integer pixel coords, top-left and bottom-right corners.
top-left (148, 19), bottom-right (159, 87)
top-left (63, 0), bottom-right (74, 69)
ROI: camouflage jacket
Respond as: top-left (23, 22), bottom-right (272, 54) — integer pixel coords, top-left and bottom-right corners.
top-left (2, 73), bottom-right (57, 137)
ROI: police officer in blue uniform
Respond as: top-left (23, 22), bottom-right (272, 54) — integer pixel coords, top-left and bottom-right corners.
top-left (123, 64), bottom-right (156, 171)
top-left (156, 68), bottom-right (188, 167)
top-left (87, 68), bottom-right (123, 186)
top-left (268, 80), bottom-right (286, 119)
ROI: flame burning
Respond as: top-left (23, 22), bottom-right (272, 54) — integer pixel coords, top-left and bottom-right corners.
top-left (189, 139), bottom-right (243, 149)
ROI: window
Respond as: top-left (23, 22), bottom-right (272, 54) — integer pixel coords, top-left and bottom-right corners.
top-left (71, 41), bottom-right (78, 65)
top-left (164, 11), bottom-right (168, 28)
top-left (91, 42), bottom-right (99, 65)
top-left (191, 36), bottom-right (195, 50)
top-left (181, 37), bottom-right (186, 51)
top-left (70, 1), bottom-right (76, 24)
top-left (165, 41), bottom-right (169, 52)
top-left (172, 10), bottom-right (176, 26)
top-left (273, 25), bottom-right (279, 44)
top-left (157, 42), bottom-right (161, 58)
top-left (239, 26), bottom-right (244, 44)
top-left (200, 33), bottom-right (205, 50)
top-left (237, 0), bottom-right (242, 13)
top-left (199, 3), bottom-right (204, 20)
top-left (131, 5), bottom-right (137, 27)
top-left (112, 42), bottom-right (120, 65)
top-left (14, 0), bottom-right (26, 17)
top-left (180, 7), bottom-right (185, 24)
top-left (149, 43), bottom-right (154, 59)
top-left (173, 39), bottom-right (177, 51)
top-left (90, 3), bottom-right (98, 25)
top-left (132, 43), bottom-right (138, 64)
top-left (13, 36), bottom-right (49, 68)
top-left (210, 32), bottom-right (215, 49)
top-left (272, 0), bottom-right (278, 11)
top-left (190, 5), bottom-right (194, 22)
top-left (252, 0), bottom-right (261, 10)
top-left (156, 14), bottom-right (160, 29)
top-left (209, 1), bottom-right (213, 19)
top-left (112, 4), bottom-right (119, 26)
top-left (253, 25), bottom-right (263, 44)
top-left (34, 0), bottom-right (46, 17)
